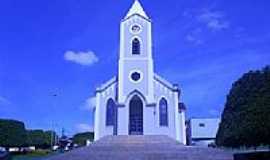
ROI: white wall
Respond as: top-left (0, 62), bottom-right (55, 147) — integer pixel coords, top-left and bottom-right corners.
top-left (190, 118), bottom-right (220, 139)
top-left (178, 111), bottom-right (186, 144)
top-left (94, 81), bottom-right (117, 140)
top-left (152, 78), bottom-right (177, 140)
top-left (95, 75), bottom-right (187, 144)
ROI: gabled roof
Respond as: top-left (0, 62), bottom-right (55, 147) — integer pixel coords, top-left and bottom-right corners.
top-left (96, 76), bottom-right (117, 93)
top-left (154, 73), bottom-right (179, 92)
top-left (125, 0), bottom-right (149, 19)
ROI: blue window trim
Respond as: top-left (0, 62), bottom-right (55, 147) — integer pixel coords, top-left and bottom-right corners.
top-left (132, 38), bottom-right (140, 55)
top-left (159, 98), bottom-right (168, 126)
top-left (106, 98), bottom-right (115, 126)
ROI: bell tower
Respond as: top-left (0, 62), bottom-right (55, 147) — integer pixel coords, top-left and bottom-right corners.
top-left (118, 0), bottom-right (154, 104)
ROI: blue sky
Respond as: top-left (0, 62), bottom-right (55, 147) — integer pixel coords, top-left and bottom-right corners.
top-left (0, 0), bottom-right (269, 136)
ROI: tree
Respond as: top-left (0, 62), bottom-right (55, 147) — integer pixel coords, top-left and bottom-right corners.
top-left (44, 130), bottom-right (58, 147)
top-left (0, 119), bottom-right (58, 148)
top-left (216, 66), bottom-right (270, 148)
top-left (27, 130), bottom-right (47, 147)
top-left (73, 132), bottom-right (94, 146)
top-left (27, 130), bottom-right (57, 148)
top-left (0, 119), bottom-right (27, 147)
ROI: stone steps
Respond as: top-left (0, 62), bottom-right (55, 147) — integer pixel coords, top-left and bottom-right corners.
top-left (46, 135), bottom-right (233, 160)
top-left (95, 135), bottom-right (180, 143)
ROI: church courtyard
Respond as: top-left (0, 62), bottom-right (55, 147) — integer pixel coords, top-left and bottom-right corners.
top-left (46, 136), bottom-right (233, 160)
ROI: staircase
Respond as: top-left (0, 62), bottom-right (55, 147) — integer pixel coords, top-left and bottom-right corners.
top-left (47, 135), bottom-right (233, 160)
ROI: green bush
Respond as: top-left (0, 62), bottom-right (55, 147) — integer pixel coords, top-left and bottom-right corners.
top-left (0, 119), bottom-right (57, 148)
top-left (216, 66), bottom-right (270, 148)
top-left (73, 132), bottom-right (94, 146)
top-left (0, 119), bottom-right (27, 147)
top-left (27, 130), bottom-right (57, 149)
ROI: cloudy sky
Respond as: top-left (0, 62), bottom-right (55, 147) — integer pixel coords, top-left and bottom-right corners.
top-left (0, 0), bottom-right (269, 136)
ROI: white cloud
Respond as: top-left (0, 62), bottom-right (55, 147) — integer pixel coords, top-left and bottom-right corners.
top-left (0, 96), bottom-right (11, 105)
top-left (207, 19), bottom-right (229, 30)
top-left (76, 123), bottom-right (94, 132)
top-left (197, 10), bottom-right (229, 31)
top-left (81, 97), bottom-right (96, 111)
top-left (185, 28), bottom-right (203, 45)
top-left (186, 34), bottom-right (202, 45)
top-left (64, 50), bottom-right (98, 66)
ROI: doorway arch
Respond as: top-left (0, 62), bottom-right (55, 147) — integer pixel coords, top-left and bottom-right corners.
top-left (129, 95), bottom-right (143, 135)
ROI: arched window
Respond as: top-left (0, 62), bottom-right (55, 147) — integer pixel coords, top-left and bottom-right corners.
top-left (106, 98), bottom-right (115, 126)
top-left (159, 98), bottom-right (168, 126)
top-left (132, 38), bottom-right (140, 55)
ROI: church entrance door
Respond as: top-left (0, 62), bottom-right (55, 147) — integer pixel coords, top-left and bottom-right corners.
top-left (129, 95), bottom-right (143, 135)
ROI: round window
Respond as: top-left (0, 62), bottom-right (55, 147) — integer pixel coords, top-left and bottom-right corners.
top-left (131, 72), bottom-right (141, 81)
top-left (130, 24), bottom-right (142, 34)
top-left (132, 25), bottom-right (141, 33)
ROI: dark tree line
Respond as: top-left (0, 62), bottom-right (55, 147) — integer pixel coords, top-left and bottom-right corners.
top-left (0, 119), bottom-right (27, 147)
top-left (216, 66), bottom-right (270, 148)
top-left (73, 132), bottom-right (94, 146)
top-left (0, 118), bottom-right (94, 148)
top-left (27, 130), bottom-right (57, 148)
top-left (0, 119), bottom-right (57, 148)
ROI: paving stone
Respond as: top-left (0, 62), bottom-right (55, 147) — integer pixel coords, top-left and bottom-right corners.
top-left (46, 135), bottom-right (233, 160)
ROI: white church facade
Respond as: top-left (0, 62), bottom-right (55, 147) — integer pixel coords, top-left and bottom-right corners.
top-left (94, 0), bottom-right (186, 144)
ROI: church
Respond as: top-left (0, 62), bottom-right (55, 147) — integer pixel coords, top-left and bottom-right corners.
top-left (94, 0), bottom-right (186, 144)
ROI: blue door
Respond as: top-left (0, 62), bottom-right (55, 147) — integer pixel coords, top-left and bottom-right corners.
top-left (129, 95), bottom-right (143, 135)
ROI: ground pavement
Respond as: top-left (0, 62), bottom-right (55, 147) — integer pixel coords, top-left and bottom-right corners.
top-left (46, 135), bottom-right (233, 160)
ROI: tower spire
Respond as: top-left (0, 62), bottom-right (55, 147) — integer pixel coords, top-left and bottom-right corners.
top-left (125, 0), bottom-right (149, 19)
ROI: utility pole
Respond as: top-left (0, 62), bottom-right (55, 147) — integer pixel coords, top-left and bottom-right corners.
top-left (51, 93), bottom-right (58, 150)
top-left (54, 123), bottom-right (58, 146)
top-left (50, 123), bottom-right (54, 149)
top-left (61, 128), bottom-right (65, 137)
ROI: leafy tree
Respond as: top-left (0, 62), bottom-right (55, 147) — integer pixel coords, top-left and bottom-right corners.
top-left (216, 66), bottom-right (270, 147)
top-left (0, 119), bottom-right (27, 147)
top-left (27, 130), bottom-right (46, 147)
top-left (73, 132), bottom-right (94, 146)
top-left (44, 130), bottom-right (58, 147)
top-left (27, 130), bottom-right (57, 148)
